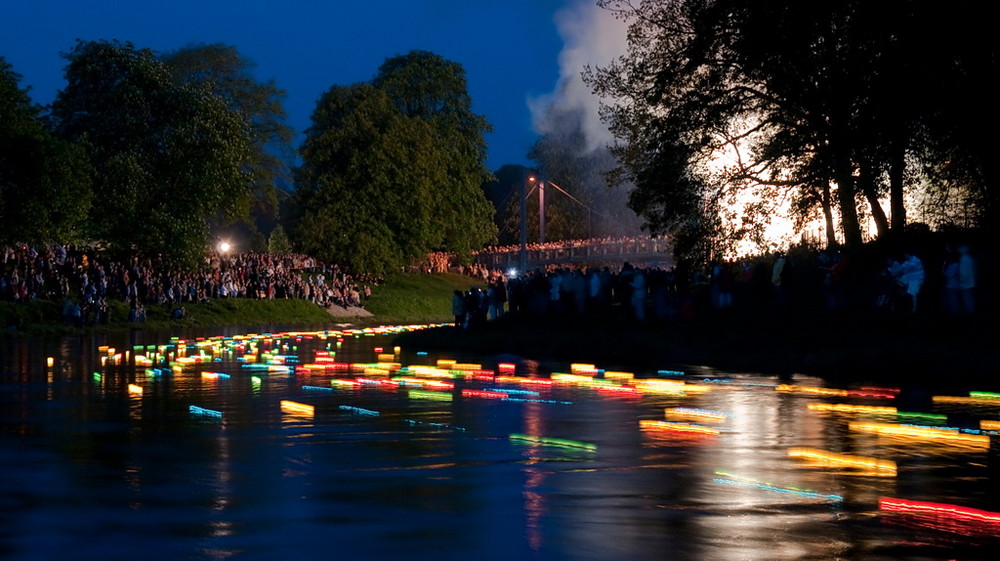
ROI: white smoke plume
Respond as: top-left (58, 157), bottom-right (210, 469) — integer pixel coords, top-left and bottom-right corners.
top-left (529, 0), bottom-right (628, 154)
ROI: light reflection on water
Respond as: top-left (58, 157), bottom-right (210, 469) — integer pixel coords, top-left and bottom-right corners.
top-left (2, 326), bottom-right (999, 561)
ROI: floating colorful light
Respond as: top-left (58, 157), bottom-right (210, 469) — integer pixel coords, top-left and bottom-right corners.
top-left (788, 447), bottom-right (897, 476)
top-left (509, 433), bottom-right (597, 451)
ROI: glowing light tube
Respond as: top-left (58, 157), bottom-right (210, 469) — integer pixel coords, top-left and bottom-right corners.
top-left (201, 371), bottom-right (231, 380)
top-left (461, 389), bottom-right (509, 399)
top-left (408, 390), bottom-right (453, 401)
top-left (807, 403), bottom-right (897, 415)
top-left (189, 405), bottom-right (223, 419)
top-left (338, 405), bottom-right (379, 416)
top-left (848, 421), bottom-right (990, 447)
top-left (509, 433), bottom-right (597, 451)
top-left (776, 384), bottom-right (848, 397)
top-left (330, 378), bottom-right (362, 387)
top-left (301, 385), bottom-right (334, 392)
top-left (281, 400), bottom-right (315, 417)
top-left (714, 471), bottom-right (842, 502)
top-left (788, 447), bottom-right (897, 476)
top-left (639, 420), bottom-right (720, 435)
top-left (980, 420), bottom-right (1000, 431)
top-left (897, 411), bottom-right (947, 423)
top-left (484, 387), bottom-right (540, 396)
top-left (664, 407), bottom-right (730, 423)
top-left (932, 395), bottom-right (1000, 406)
top-left (879, 497), bottom-right (1000, 536)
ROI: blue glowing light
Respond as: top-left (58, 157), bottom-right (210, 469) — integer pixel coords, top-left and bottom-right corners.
top-left (189, 405), bottom-right (223, 419)
top-left (339, 405), bottom-right (379, 416)
top-left (714, 476), bottom-right (842, 502)
top-left (301, 385), bottom-right (334, 392)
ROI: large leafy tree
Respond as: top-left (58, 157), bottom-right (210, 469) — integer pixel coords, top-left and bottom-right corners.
top-left (50, 40), bottom-right (255, 266)
top-left (294, 51), bottom-right (496, 275)
top-left (372, 50), bottom-right (497, 257)
top-left (587, 0), bottom-right (993, 260)
top-left (0, 57), bottom-right (91, 246)
top-left (162, 43), bottom-right (294, 230)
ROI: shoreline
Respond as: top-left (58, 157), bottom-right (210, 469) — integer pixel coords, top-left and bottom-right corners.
top-left (391, 308), bottom-right (995, 394)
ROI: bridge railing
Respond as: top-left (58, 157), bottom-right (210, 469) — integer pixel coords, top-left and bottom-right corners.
top-left (474, 237), bottom-right (672, 270)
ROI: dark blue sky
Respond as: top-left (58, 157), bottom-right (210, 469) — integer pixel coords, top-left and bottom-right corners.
top-left (1, 0), bottom-right (615, 171)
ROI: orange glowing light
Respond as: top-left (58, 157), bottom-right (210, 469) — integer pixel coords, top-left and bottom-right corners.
top-left (639, 419), bottom-right (720, 435)
top-left (128, 383), bottom-right (143, 395)
top-left (280, 400), bottom-right (315, 417)
top-left (807, 403), bottom-right (897, 415)
top-left (980, 420), bottom-right (1000, 431)
top-left (788, 447), bottom-right (897, 476)
top-left (776, 384), bottom-right (848, 397)
top-left (849, 421), bottom-right (990, 447)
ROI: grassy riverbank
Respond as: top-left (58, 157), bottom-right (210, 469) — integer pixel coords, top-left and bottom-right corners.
top-left (0, 272), bottom-right (478, 337)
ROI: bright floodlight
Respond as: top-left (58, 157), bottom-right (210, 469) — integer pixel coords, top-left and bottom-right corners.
top-left (218, 241), bottom-right (231, 253)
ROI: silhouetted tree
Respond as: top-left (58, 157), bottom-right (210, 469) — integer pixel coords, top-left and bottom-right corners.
top-left (50, 40), bottom-right (254, 266)
top-left (0, 57), bottom-right (91, 246)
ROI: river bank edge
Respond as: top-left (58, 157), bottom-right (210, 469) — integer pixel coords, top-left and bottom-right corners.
top-left (391, 309), bottom-right (996, 396)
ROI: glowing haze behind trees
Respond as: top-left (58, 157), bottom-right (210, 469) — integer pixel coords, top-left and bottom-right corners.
top-left (586, 0), bottom-right (996, 264)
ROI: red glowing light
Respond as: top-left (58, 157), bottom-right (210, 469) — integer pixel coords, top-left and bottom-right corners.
top-left (461, 389), bottom-right (509, 399)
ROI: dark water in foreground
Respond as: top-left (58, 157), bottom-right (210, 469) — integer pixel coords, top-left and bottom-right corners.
top-left (2, 325), bottom-right (1000, 560)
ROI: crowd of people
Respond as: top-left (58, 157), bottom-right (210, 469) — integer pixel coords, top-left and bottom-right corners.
top-left (1, 244), bottom-right (377, 326)
top-left (449, 240), bottom-right (984, 328)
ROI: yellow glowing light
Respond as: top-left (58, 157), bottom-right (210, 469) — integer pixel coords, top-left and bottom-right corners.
top-left (46, 357), bottom-right (54, 368)
top-left (280, 400), bottom-right (315, 417)
top-left (603, 371), bottom-right (634, 381)
top-left (849, 421), bottom-right (990, 447)
top-left (569, 363), bottom-right (599, 376)
top-left (639, 419), bottom-right (720, 435)
top-left (128, 384), bottom-right (143, 395)
top-left (377, 353), bottom-right (395, 362)
top-left (807, 403), bottom-right (897, 415)
top-left (551, 373), bottom-right (598, 384)
top-left (777, 384), bottom-right (849, 397)
top-left (788, 447), bottom-right (896, 476)
top-left (436, 359), bottom-right (457, 368)
top-left (452, 363), bottom-right (483, 371)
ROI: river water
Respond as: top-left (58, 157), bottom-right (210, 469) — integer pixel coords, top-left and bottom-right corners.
top-left (2, 324), bottom-right (999, 560)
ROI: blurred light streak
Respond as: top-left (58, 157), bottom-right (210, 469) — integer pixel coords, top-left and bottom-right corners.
top-left (848, 422), bottom-right (990, 447)
top-left (509, 433), bottom-right (597, 451)
top-left (714, 471), bottom-right (842, 502)
top-left (879, 497), bottom-right (1000, 536)
top-left (788, 447), bottom-right (897, 477)
top-left (639, 419), bottom-right (720, 436)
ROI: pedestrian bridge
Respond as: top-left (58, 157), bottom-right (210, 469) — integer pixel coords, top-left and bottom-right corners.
top-left (474, 237), bottom-right (673, 271)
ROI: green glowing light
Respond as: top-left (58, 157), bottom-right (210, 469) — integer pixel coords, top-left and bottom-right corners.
top-left (509, 433), bottom-right (597, 452)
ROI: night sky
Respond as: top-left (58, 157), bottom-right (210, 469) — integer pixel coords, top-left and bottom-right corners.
top-left (1, 0), bottom-right (625, 171)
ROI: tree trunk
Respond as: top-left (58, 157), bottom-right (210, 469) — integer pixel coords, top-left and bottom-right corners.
top-left (833, 149), bottom-right (864, 248)
top-left (820, 182), bottom-right (837, 248)
top-left (858, 161), bottom-right (890, 238)
top-left (889, 141), bottom-right (906, 231)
